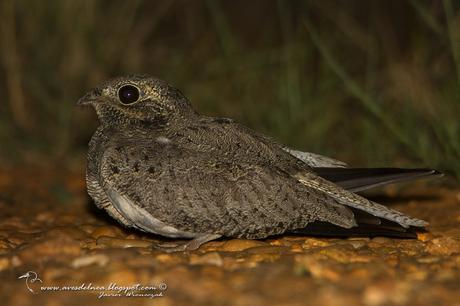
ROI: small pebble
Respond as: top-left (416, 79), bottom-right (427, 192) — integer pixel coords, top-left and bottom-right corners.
top-left (35, 212), bottom-right (55, 222)
top-left (290, 244), bottom-right (303, 253)
top-left (45, 227), bottom-right (88, 240)
top-left (78, 224), bottom-right (97, 234)
top-left (269, 239), bottom-right (284, 246)
top-left (417, 232), bottom-right (433, 242)
top-left (71, 254), bottom-right (110, 268)
top-left (155, 254), bottom-right (179, 264)
top-left (189, 252), bottom-right (223, 266)
top-left (348, 240), bottom-right (367, 249)
top-left (371, 237), bottom-right (393, 244)
top-left (245, 245), bottom-right (288, 254)
top-left (319, 246), bottom-right (372, 263)
top-left (247, 253), bottom-right (280, 264)
top-left (416, 256), bottom-right (440, 264)
top-left (91, 225), bottom-right (124, 239)
top-left (96, 237), bottom-right (152, 248)
top-left (295, 255), bottom-right (340, 281)
top-left (11, 256), bottom-right (21, 267)
top-left (363, 286), bottom-right (388, 306)
top-left (301, 238), bottom-right (330, 249)
top-left (220, 239), bottom-right (267, 252)
top-left (0, 257), bottom-right (10, 271)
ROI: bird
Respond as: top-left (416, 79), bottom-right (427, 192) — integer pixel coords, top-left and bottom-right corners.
top-left (77, 75), bottom-right (441, 252)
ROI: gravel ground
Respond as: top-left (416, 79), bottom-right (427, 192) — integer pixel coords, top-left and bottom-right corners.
top-left (0, 165), bottom-right (459, 306)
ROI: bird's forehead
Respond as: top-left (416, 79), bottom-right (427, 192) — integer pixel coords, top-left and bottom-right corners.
top-left (102, 75), bottom-right (153, 90)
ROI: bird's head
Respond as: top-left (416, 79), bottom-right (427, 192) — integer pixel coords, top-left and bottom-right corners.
top-left (77, 75), bottom-right (195, 127)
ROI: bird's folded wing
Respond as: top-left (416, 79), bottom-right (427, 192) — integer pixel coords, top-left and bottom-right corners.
top-left (98, 141), bottom-right (358, 239)
top-left (294, 172), bottom-right (428, 228)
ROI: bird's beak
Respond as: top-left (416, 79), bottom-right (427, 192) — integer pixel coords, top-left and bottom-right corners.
top-left (76, 89), bottom-right (100, 106)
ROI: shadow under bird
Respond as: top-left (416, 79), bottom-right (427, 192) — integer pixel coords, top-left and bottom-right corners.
top-left (77, 75), bottom-right (442, 252)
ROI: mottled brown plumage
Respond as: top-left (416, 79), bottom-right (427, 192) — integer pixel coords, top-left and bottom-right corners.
top-left (78, 75), bottom-right (436, 252)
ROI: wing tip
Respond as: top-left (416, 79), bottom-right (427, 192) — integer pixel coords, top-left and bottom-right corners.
top-left (408, 219), bottom-right (429, 228)
top-left (431, 169), bottom-right (444, 176)
top-left (416, 168), bottom-right (443, 177)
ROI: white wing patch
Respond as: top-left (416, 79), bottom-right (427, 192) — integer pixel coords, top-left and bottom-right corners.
top-left (106, 187), bottom-right (198, 238)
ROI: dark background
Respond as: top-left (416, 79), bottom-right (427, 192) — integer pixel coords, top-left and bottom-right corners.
top-left (1, 0), bottom-right (459, 178)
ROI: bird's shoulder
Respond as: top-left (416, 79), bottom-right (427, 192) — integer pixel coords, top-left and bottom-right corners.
top-left (162, 116), bottom-right (307, 170)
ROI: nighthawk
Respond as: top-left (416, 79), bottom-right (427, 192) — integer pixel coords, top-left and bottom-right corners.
top-left (77, 75), bottom-right (441, 252)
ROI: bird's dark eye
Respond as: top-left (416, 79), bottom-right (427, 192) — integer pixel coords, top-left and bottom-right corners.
top-left (118, 85), bottom-right (140, 104)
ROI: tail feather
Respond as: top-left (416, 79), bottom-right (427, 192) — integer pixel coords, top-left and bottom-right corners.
top-left (290, 208), bottom-right (423, 238)
top-left (290, 222), bottom-right (419, 238)
top-left (313, 167), bottom-right (442, 192)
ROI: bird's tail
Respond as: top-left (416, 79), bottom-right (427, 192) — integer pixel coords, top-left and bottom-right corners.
top-left (290, 208), bottom-right (424, 238)
top-left (312, 167), bottom-right (442, 192)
